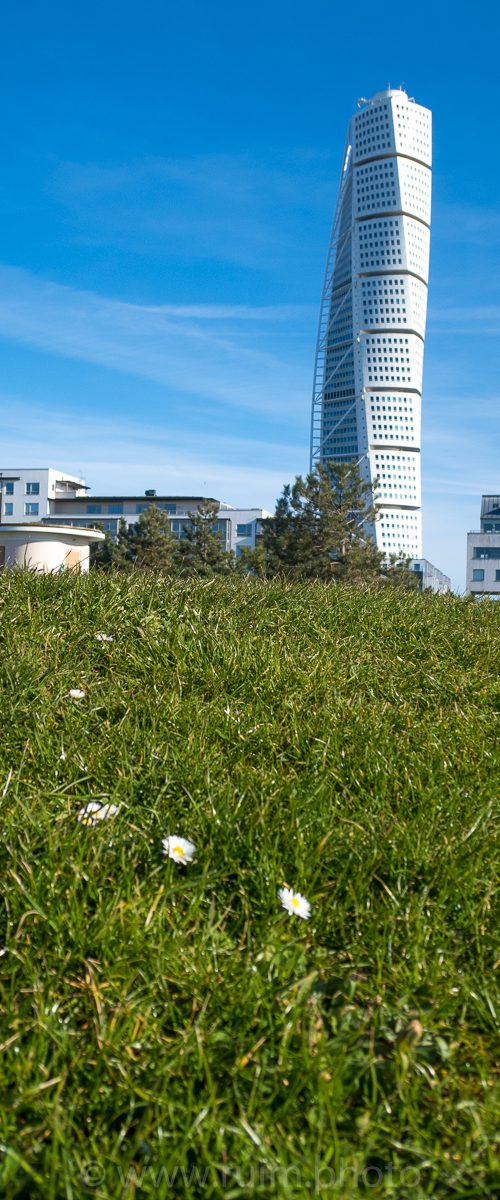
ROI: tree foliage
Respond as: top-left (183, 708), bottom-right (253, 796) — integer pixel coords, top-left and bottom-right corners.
top-left (90, 510), bottom-right (175, 572)
top-left (89, 471), bottom-right (419, 588)
top-left (89, 521), bottom-right (129, 571)
top-left (121, 506), bottom-right (176, 571)
top-left (261, 460), bottom-right (384, 582)
top-left (174, 500), bottom-right (233, 575)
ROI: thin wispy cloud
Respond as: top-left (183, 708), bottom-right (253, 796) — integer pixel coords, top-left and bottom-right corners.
top-left (0, 396), bottom-right (305, 463)
top-left (434, 201), bottom-right (500, 247)
top-left (0, 395), bottom-right (300, 506)
top-left (423, 407), bottom-right (500, 499)
top-left (53, 153), bottom-right (334, 269)
top-left (0, 265), bottom-right (313, 418)
top-left (428, 304), bottom-right (500, 334)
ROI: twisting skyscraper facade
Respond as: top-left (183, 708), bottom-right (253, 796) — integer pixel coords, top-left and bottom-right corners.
top-left (310, 88), bottom-right (432, 558)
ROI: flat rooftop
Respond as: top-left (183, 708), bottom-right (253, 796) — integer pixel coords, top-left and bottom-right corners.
top-left (53, 495), bottom-right (219, 504)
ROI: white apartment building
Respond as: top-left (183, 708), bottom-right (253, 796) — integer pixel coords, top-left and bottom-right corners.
top-left (0, 470), bottom-right (270, 556)
top-left (466, 496), bottom-right (500, 597)
top-left (46, 492), bottom-right (270, 555)
top-left (311, 87), bottom-right (432, 560)
top-left (0, 468), bottom-right (86, 523)
top-left (409, 558), bottom-right (450, 594)
top-left (219, 505), bottom-right (272, 556)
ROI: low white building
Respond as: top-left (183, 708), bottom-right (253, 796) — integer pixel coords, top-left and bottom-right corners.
top-left (218, 504), bottom-right (272, 556)
top-left (466, 496), bottom-right (500, 597)
top-left (0, 524), bottom-right (104, 573)
top-left (46, 492), bottom-right (271, 554)
top-left (0, 471), bottom-right (271, 556)
top-left (0, 468), bottom-right (86, 523)
top-left (408, 558), bottom-right (451, 594)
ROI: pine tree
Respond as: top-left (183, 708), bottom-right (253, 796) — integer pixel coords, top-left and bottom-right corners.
top-left (381, 554), bottom-right (422, 590)
top-left (174, 500), bottom-right (233, 575)
top-left (259, 486), bottom-right (301, 577)
top-left (121, 507), bottom-right (176, 571)
top-left (261, 460), bottom-right (384, 581)
top-left (234, 543), bottom-right (267, 577)
top-left (89, 520), bottom-right (130, 571)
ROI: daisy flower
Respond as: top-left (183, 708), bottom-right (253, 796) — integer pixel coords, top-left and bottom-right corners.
top-left (279, 886), bottom-right (311, 920)
top-left (96, 633), bottom-right (113, 642)
top-left (68, 688), bottom-right (85, 700)
top-left (77, 802), bottom-right (120, 825)
top-left (162, 836), bottom-right (195, 865)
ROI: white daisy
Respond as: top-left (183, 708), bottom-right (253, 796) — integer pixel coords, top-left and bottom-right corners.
top-left (68, 688), bottom-right (85, 700)
top-left (96, 633), bottom-right (113, 642)
top-left (279, 886), bottom-right (311, 920)
top-left (77, 802), bottom-right (120, 825)
top-left (162, 835), bottom-right (195, 865)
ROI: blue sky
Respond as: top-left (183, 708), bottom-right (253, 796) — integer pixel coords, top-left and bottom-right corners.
top-left (1, 0), bottom-right (499, 588)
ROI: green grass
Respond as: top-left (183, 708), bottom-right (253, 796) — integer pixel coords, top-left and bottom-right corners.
top-left (0, 571), bottom-right (498, 1198)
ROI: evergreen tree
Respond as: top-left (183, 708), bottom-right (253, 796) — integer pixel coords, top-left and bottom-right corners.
top-left (121, 506), bottom-right (176, 571)
top-left (261, 460), bottom-right (383, 581)
top-left (234, 543), bottom-right (268, 578)
top-left (381, 554), bottom-right (422, 590)
top-left (174, 500), bottom-right (233, 575)
top-left (89, 520), bottom-right (130, 571)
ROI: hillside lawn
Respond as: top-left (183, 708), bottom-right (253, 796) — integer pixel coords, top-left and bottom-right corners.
top-left (0, 572), bottom-right (498, 1198)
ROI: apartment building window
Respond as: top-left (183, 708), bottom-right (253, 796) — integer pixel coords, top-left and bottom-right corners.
top-left (108, 504), bottom-right (123, 514)
top-left (25, 482), bottom-right (40, 495)
top-left (213, 521), bottom-right (227, 539)
top-left (4, 503), bottom-right (13, 516)
top-left (236, 523), bottom-right (253, 537)
top-left (4, 482), bottom-right (14, 495)
top-left (472, 569), bottom-right (485, 582)
top-left (86, 504), bottom-right (102, 514)
top-left (496, 571), bottom-right (500, 582)
top-left (25, 502), bottom-right (39, 516)
top-left (473, 547), bottom-right (500, 559)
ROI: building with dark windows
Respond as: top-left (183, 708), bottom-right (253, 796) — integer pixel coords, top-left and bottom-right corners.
top-left (0, 468), bottom-right (270, 559)
top-left (44, 493), bottom-right (270, 556)
top-left (311, 87), bottom-right (432, 560)
top-left (466, 496), bottom-right (500, 597)
top-left (409, 558), bottom-right (450, 594)
top-left (0, 467), bottom-right (86, 522)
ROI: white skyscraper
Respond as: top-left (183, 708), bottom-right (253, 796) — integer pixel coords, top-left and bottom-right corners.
top-left (310, 88), bottom-right (432, 558)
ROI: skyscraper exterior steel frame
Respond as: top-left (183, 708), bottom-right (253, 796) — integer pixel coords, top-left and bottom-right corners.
top-left (310, 89), bottom-right (432, 559)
